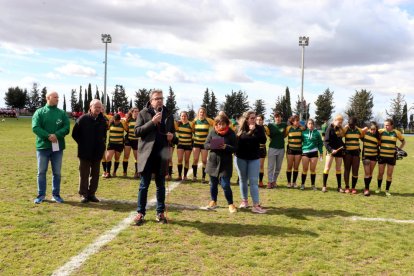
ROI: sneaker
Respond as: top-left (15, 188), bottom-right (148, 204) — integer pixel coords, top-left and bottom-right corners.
top-left (51, 195), bottom-right (64, 203)
top-left (112, 172), bottom-right (117, 177)
top-left (202, 178), bottom-right (207, 184)
top-left (345, 188), bottom-right (351, 194)
top-left (293, 183), bottom-right (298, 188)
top-left (259, 181), bottom-right (264, 188)
top-left (123, 172), bottom-right (127, 177)
top-left (375, 189), bottom-right (381, 194)
top-left (80, 195), bottom-right (89, 203)
top-left (351, 188), bottom-right (358, 195)
top-left (183, 176), bottom-right (188, 182)
top-left (34, 195), bottom-right (45, 204)
top-left (267, 183), bottom-right (274, 189)
top-left (134, 172), bottom-right (140, 179)
top-left (300, 184), bottom-right (305, 190)
top-left (322, 186), bottom-right (327, 193)
top-left (364, 189), bottom-right (370, 196)
top-left (88, 195), bottom-right (100, 203)
top-left (156, 213), bottom-right (168, 224)
top-left (287, 183), bottom-right (292, 188)
top-left (252, 204), bottom-right (266, 214)
top-left (337, 187), bottom-right (345, 193)
top-left (206, 201), bottom-right (217, 210)
top-left (192, 176), bottom-right (197, 182)
top-left (103, 172), bottom-right (111, 178)
top-left (239, 199), bottom-right (249, 209)
top-left (312, 185), bottom-right (317, 191)
top-left (385, 191), bottom-right (392, 197)
top-left (228, 204), bottom-right (237, 213)
top-left (133, 213), bottom-right (145, 226)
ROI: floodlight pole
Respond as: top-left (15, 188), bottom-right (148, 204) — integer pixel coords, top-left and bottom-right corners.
top-left (101, 34), bottom-right (112, 108)
top-left (299, 36), bottom-right (309, 121)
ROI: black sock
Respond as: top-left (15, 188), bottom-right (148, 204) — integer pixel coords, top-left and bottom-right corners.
top-left (259, 172), bottom-right (264, 182)
top-left (184, 167), bottom-right (189, 177)
top-left (364, 177), bottom-right (370, 190)
top-left (202, 167), bottom-right (206, 178)
top-left (286, 171), bottom-right (292, 183)
top-left (336, 173), bottom-right (341, 188)
top-left (106, 161), bottom-right (112, 174)
top-left (311, 173), bottom-right (316, 186)
top-left (386, 180), bottom-right (392, 191)
top-left (293, 171), bottom-right (299, 183)
top-left (168, 165), bottom-right (173, 176)
top-left (192, 165), bottom-right (198, 178)
top-left (123, 161), bottom-right (128, 173)
top-left (114, 161), bottom-right (120, 173)
top-left (178, 164), bottom-right (183, 177)
top-left (351, 176), bottom-right (358, 189)
top-left (323, 173), bottom-right (328, 187)
top-left (378, 179), bottom-right (383, 189)
top-left (135, 161), bottom-right (138, 173)
top-left (102, 161), bottom-right (107, 172)
top-left (301, 173), bottom-right (307, 185)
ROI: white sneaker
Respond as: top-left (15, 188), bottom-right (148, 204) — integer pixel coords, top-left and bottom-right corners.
top-left (252, 204), bottom-right (266, 214)
top-left (239, 199), bottom-right (249, 209)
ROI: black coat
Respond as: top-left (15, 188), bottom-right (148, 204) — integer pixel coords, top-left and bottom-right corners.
top-left (134, 103), bottom-right (175, 174)
top-left (72, 113), bottom-right (108, 161)
top-left (204, 127), bottom-right (236, 178)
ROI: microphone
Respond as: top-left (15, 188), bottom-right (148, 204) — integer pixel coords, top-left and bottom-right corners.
top-left (157, 107), bottom-right (163, 113)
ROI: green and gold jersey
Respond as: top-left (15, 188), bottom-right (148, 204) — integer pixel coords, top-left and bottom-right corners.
top-left (192, 117), bottom-right (215, 145)
top-left (343, 126), bottom-right (364, 151)
top-left (126, 118), bottom-right (138, 140)
top-left (175, 121), bottom-right (193, 146)
top-left (362, 131), bottom-right (379, 157)
top-left (108, 121), bottom-right (125, 144)
top-left (378, 129), bottom-right (404, 158)
top-left (286, 125), bottom-right (303, 150)
top-left (260, 125), bottom-right (270, 150)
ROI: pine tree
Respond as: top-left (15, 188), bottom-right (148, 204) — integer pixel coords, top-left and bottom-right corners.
top-left (134, 88), bottom-right (150, 110)
top-left (86, 83), bottom-right (93, 109)
top-left (83, 89), bottom-right (88, 112)
top-left (402, 103), bottom-right (408, 130)
top-left (112, 84), bottom-right (129, 112)
top-left (63, 94), bottom-right (67, 112)
top-left (314, 88), bottom-right (335, 126)
top-left (95, 85), bottom-right (100, 100)
top-left (129, 99), bottom-right (133, 109)
top-left (4, 86), bottom-right (28, 109)
top-left (253, 99), bottom-right (266, 117)
top-left (282, 87), bottom-right (292, 122)
top-left (201, 88), bottom-right (211, 115)
top-left (294, 96), bottom-right (310, 122)
top-left (106, 95), bottom-right (110, 114)
top-left (345, 89), bottom-right (374, 125)
top-left (27, 82), bottom-right (41, 112)
top-left (222, 90), bottom-right (250, 119)
top-left (78, 86), bottom-right (83, 113)
top-left (70, 89), bottom-right (78, 112)
top-left (40, 87), bottom-right (47, 106)
top-left (386, 93), bottom-right (405, 129)
top-left (111, 97), bottom-right (115, 114)
top-left (166, 86), bottom-right (179, 116)
top-left (209, 91), bottom-right (219, 117)
top-left (271, 96), bottom-right (283, 122)
top-left (187, 104), bottom-right (196, 121)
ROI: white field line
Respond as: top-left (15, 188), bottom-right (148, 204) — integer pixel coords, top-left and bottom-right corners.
top-left (52, 180), bottom-right (183, 276)
top-left (350, 216), bottom-right (414, 224)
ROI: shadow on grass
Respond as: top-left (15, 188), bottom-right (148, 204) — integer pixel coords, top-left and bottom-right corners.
top-left (63, 199), bottom-right (135, 213)
top-left (370, 192), bottom-right (414, 198)
top-left (173, 219), bottom-right (319, 237)
top-left (263, 207), bottom-right (360, 220)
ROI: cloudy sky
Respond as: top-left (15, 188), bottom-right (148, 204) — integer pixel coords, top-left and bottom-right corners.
top-left (1, 0), bottom-right (414, 120)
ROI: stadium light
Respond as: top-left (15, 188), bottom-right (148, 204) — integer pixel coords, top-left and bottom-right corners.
top-left (299, 36), bottom-right (309, 121)
top-left (101, 34), bottom-right (112, 107)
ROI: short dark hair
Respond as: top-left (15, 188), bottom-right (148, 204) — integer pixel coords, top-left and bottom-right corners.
top-left (214, 114), bottom-right (230, 126)
top-left (274, 112), bottom-right (281, 118)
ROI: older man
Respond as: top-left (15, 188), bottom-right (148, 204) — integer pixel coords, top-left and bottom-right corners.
top-left (72, 99), bottom-right (108, 203)
top-left (32, 91), bottom-right (70, 204)
top-left (133, 89), bottom-right (175, 225)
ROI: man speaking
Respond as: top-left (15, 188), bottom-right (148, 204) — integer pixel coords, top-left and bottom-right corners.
top-left (133, 89), bottom-right (175, 225)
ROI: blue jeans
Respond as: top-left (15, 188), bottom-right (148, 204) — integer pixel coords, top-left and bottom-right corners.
top-left (210, 176), bottom-right (233, 204)
top-left (36, 149), bottom-right (63, 196)
top-left (235, 157), bottom-right (260, 204)
top-left (137, 169), bottom-right (166, 216)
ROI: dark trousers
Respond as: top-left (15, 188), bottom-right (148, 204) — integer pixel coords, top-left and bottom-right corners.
top-left (210, 175), bottom-right (233, 205)
top-left (137, 154), bottom-right (166, 216)
top-left (78, 158), bottom-right (100, 197)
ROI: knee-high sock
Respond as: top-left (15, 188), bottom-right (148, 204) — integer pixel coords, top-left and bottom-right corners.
top-left (192, 165), bottom-right (198, 177)
top-left (293, 170), bottom-right (299, 183)
top-left (323, 170), bottom-right (329, 187)
top-left (177, 164), bottom-right (183, 177)
top-left (364, 177), bottom-right (371, 190)
top-left (336, 170), bottom-right (342, 188)
top-left (114, 161), bottom-right (120, 173)
top-left (259, 172), bottom-right (264, 182)
top-left (184, 166), bottom-right (189, 177)
top-left (351, 176), bottom-right (358, 189)
top-left (102, 161), bottom-right (107, 172)
top-left (386, 177), bottom-right (392, 191)
top-left (123, 161), bottom-right (128, 173)
top-left (134, 161), bottom-right (138, 173)
top-left (106, 161), bottom-right (112, 174)
top-left (202, 166), bottom-right (206, 179)
top-left (168, 165), bottom-right (173, 176)
top-left (377, 178), bottom-right (383, 189)
top-left (310, 173), bottom-right (316, 186)
top-left (286, 170), bottom-right (292, 183)
top-left (301, 172), bottom-right (307, 185)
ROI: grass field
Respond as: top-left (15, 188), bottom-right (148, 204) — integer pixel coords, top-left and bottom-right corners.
top-left (1, 118), bottom-right (414, 275)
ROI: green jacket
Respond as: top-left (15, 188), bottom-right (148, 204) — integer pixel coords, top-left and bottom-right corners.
top-left (302, 129), bottom-right (323, 154)
top-left (267, 122), bottom-right (287, 149)
top-left (32, 105), bottom-right (70, 150)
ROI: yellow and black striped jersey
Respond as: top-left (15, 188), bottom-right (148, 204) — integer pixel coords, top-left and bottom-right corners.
top-left (175, 121), bottom-right (193, 146)
top-left (343, 126), bottom-right (364, 151)
top-left (378, 129), bottom-right (404, 158)
top-left (125, 118), bottom-right (138, 140)
top-left (286, 125), bottom-right (303, 150)
top-left (192, 117), bottom-right (215, 145)
top-left (108, 121), bottom-right (126, 144)
top-left (260, 125), bottom-right (270, 150)
top-left (362, 131), bottom-right (379, 157)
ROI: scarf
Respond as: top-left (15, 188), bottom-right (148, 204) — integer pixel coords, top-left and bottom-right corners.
top-left (215, 125), bottom-right (229, 136)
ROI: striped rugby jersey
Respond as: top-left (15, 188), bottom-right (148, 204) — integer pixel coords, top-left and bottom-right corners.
top-left (192, 117), bottom-right (215, 145)
top-left (286, 125), bottom-right (303, 150)
top-left (378, 129), bottom-right (404, 158)
top-left (343, 126), bottom-right (364, 151)
top-left (175, 121), bottom-right (193, 146)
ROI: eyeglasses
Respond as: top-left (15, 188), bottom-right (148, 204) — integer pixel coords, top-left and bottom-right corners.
top-left (248, 117), bottom-right (256, 120)
top-left (151, 97), bottom-right (164, 101)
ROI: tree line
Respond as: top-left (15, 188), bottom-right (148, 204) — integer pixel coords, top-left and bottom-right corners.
top-left (3, 83), bottom-right (412, 129)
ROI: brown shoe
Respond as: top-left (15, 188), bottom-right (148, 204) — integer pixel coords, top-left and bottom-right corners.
top-left (133, 213), bottom-right (145, 226)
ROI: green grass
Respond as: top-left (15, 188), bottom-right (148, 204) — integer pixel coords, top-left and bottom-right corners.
top-left (1, 118), bottom-right (414, 275)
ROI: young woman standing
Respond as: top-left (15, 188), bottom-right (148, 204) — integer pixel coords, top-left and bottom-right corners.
top-left (285, 115), bottom-right (303, 188)
top-left (175, 111), bottom-right (193, 181)
top-left (301, 119), bottom-right (323, 190)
